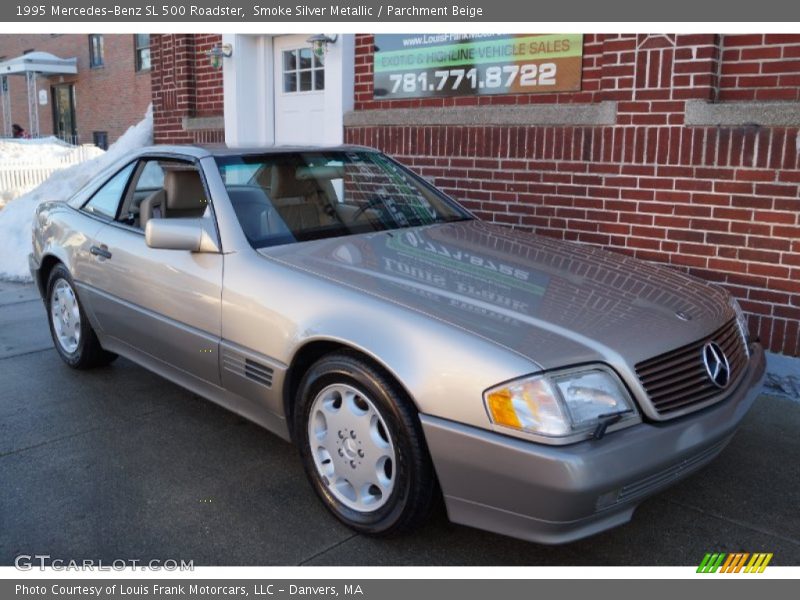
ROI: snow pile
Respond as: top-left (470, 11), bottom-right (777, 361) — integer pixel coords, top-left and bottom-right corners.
top-left (0, 137), bottom-right (106, 206)
top-left (0, 136), bottom-right (73, 160)
top-left (0, 105), bottom-right (153, 281)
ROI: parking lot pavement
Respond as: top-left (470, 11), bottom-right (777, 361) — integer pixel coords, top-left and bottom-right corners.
top-left (1, 280), bottom-right (798, 566)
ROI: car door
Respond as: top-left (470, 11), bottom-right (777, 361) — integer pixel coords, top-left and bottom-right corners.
top-left (71, 162), bottom-right (139, 312)
top-left (84, 155), bottom-right (223, 386)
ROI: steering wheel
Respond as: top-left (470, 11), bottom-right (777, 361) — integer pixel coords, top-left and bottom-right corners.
top-left (350, 197), bottom-right (388, 223)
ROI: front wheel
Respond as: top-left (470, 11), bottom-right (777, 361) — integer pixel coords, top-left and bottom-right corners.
top-left (295, 351), bottom-right (437, 536)
top-left (46, 264), bottom-right (117, 369)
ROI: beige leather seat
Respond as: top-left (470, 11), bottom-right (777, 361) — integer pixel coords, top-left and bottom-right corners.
top-left (138, 189), bottom-right (165, 230)
top-left (139, 169), bottom-right (208, 229)
top-left (268, 164), bottom-right (337, 231)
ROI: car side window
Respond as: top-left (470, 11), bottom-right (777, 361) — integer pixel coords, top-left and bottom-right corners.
top-left (82, 163), bottom-right (136, 220)
top-left (119, 159), bottom-right (210, 230)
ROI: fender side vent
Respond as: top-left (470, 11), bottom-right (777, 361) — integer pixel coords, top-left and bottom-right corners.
top-left (222, 348), bottom-right (274, 389)
top-left (244, 358), bottom-right (273, 387)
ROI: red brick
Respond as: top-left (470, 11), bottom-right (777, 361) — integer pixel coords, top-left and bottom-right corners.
top-left (724, 34), bottom-right (766, 46)
top-left (762, 60), bottom-right (800, 73)
top-left (707, 232), bottom-right (747, 246)
top-left (772, 226), bottom-right (800, 239)
top-left (668, 229), bottom-right (705, 243)
top-left (738, 248), bottom-right (783, 264)
top-left (765, 34), bottom-right (800, 44)
top-left (736, 169), bottom-right (777, 182)
top-left (740, 46), bottom-right (783, 60)
top-left (680, 243), bottom-right (716, 256)
top-left (713, 207), bottom-right (753, 221)
top-left (755, 183), bottom-right (799, 197)
top-left (748, 263), bottom-right (792, 279)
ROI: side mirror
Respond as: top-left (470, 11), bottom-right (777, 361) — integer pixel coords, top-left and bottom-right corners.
top-left (145, 218), bottom-right (220, 253)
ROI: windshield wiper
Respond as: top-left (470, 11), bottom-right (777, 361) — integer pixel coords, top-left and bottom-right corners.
top-left (592, 409), bottom-right (634, 440)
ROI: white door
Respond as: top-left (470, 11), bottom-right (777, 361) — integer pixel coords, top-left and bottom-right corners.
top-left (273, 35), bottom-right (326, 145)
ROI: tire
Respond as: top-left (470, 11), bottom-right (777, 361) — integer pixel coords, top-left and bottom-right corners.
top-left (46, 263), bottom-right (117, 369)
top-left (295, 351), bottom-right (437, 536)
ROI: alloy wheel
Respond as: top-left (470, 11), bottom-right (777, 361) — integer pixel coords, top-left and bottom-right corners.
top-left (307, 383), bottom-right (397, 512)
top-left (50, 278), bottom-right (81, 354)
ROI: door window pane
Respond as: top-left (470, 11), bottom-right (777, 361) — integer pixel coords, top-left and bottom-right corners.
top-left (298, 48), bottom-right (312, 70)
top-left (283, 72), bottom-right (297, 93)
top-left (299, 71), bottom-right (312, 92)
top-left (283, 49), bottom-right (296, 71)
top-left (83, 163), bottom-right (136, 219)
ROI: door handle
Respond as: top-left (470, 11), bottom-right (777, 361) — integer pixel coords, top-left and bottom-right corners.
top-left (90, 245), bottom-right (112, 259)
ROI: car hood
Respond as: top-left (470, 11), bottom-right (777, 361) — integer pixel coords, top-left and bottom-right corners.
top-left (261, 220), bottom-right (731, 369)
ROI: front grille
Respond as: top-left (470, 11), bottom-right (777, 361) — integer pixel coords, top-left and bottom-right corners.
top-left (635, 318), bottom-right (748, 417)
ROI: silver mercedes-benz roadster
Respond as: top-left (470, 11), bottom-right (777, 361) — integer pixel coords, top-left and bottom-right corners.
top-left (30, 145), bottom-right (765, 544)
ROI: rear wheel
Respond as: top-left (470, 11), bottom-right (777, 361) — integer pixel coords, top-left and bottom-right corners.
top-left (295, 351), bottom-right (436, 535)
top-left (46, 264), bottom-right (117, 369)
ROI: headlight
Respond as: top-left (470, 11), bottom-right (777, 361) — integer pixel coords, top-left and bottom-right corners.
top-left (729, 296), bottom-right (750, 357)
top-left (484, 366), bottom-right (638, 443)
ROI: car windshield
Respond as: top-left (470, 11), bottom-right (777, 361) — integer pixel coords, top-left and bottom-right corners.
top-left (215, 150), bottom-right (472, 248)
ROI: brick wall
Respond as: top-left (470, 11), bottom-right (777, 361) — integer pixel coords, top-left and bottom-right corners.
top-left (0, 34), bottom-right (150, 144)
top-left (150, 34), bottom-right (224, 144)
top-left (346, 34), bottom-right (800, 356)
top-left (719, 34), bottom-right (800, 102)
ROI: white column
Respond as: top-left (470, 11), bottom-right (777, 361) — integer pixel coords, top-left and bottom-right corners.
top-left (0, 76), bottom-right (11, 137)
top-left (322, 34), bottom-right (355, 145)
top-left (26, 71), bottom-right (40, 138)
top-left (223, 34), bottom-right (274, 147)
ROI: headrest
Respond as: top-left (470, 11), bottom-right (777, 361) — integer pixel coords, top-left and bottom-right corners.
top-left (164, 169), bottom-right (207, 211)
top-left (270, 164), bottom-right (320, 199)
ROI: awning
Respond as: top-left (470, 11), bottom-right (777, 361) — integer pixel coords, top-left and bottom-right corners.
top-left (0, 51), bottom-right (77, 76)
top-left (0, 52), bottom-right (78, 138)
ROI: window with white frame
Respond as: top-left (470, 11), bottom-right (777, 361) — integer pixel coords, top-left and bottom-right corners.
top-left (282, 48), bottom-right (324, 93)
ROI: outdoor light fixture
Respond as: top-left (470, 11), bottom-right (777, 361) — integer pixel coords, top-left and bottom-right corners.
top-left (306, 34), bottom-right (338, 58)
top-left (205, 43), bottom-right (232, 69)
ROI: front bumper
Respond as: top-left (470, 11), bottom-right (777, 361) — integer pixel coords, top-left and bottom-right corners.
top-left (421, 343), bottom-right (766, 544)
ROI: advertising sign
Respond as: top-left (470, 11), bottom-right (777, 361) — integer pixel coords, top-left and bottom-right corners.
top-left (373, 33), bottom-right (583, 99)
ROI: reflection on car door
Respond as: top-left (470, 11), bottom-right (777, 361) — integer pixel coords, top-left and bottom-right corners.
top-left (72, 161), bottom-right (137, 325)
top-left (84, 158), bottom-right (223, 386)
